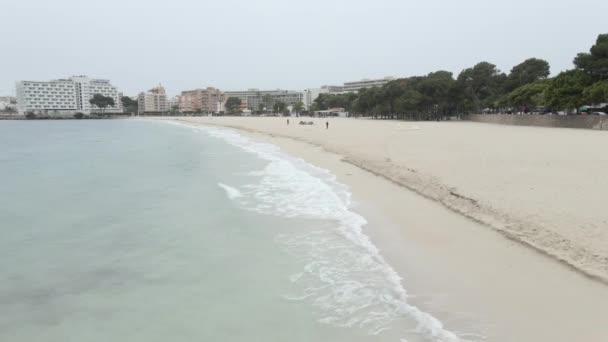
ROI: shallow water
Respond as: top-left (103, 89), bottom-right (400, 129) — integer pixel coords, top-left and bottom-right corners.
top-left (0, 119), bottom-right (468, 342)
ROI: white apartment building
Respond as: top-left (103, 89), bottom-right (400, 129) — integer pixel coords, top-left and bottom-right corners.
top-left (16, 76), bottom-right (123, 115)
top-left (342, 76), bottom-right (395, 93)
top-left (303, 88), bottom-right (321, 110)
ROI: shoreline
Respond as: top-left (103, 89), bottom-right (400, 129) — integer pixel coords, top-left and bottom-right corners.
top-left (169, 116), bottom-right (608, 284)
top-left (163, 117), bottom-right (608, 341)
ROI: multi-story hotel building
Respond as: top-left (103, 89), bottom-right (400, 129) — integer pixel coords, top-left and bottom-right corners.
top-left (138, 86), bottom-right (168, 114)
top-left (16, 76), bottom-right (123, 115)
top-left (342, 76), bottom-right (395, 93)
top-left (225, 89), bottom-right (303, 112)
top-left (178, 87), bottom-right (225, 113)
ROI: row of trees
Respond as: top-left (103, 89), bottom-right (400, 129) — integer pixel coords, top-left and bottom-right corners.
top-left (93, 95), bottom-right (142, 115)
top-left (313, 33), bottom-right (608, 119)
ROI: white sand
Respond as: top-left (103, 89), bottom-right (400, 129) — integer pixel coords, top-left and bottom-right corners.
top-left (163, 117), bottom-right (608, 341)
top-left (173, 117), bottom-right (608, 282)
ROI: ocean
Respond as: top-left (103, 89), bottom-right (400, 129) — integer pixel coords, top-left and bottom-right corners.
top-left (0, 119), bottom-right (465, 342)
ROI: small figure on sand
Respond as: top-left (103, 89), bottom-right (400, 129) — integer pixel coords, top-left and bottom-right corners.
top-left (287, 119), bottom-right (289, 125)
top-left (326, 121), bottom-right (329, 129)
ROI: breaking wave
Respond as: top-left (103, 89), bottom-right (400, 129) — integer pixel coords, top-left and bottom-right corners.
top-left (165, 120), bottom-right (474, 342)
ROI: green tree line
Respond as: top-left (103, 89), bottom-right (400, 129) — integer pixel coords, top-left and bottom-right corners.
top-left (313, 33), bottom-right (608, 119)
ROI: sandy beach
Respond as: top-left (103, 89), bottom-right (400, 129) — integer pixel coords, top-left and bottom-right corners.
top-left (174, 117), bottom-right (608, 282)
top-left (165, 116), bottom-right (608, 341)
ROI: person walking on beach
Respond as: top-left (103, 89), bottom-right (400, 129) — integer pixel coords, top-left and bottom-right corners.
top-left (326, 121), bottom-right (329, 129)
top-left (287, 119), bottom-right (289, 125)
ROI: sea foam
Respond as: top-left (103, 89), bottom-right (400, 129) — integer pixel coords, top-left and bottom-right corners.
top-left (165, 120), bottom-right (475, 342)
top-left (218, 183), bottom-right (243, 199)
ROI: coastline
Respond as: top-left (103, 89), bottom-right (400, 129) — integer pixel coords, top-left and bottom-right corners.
top-left (162, 116), bottom-right (608, 341)
top-left (168, 116), bottom-right (608, 284)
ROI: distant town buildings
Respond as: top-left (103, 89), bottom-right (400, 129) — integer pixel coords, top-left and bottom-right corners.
top-left (138, 86), bottom-right (168, 114)
top-left (10, 74), bottom-right (398, 116)
top-left (15, 76), bottom-right (123, 115)
top-left (178, 87), bottom-right (225, 113)
top-left (225, 89), bottom-right (303, 112)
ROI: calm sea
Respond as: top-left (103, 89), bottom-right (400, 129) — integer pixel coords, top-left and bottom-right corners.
top-left (0, 119), bottom-right (464, 342)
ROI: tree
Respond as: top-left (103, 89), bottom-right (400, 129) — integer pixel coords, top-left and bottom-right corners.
top-left (583, 80), bottom-right (608, 105)
top-left (89, 94), bottom-right (115, 114)
top-left (505, 58), bottom-right (550, 91)
top-left (354, 87), bottom-right (379, 116)
top-left (121, 96), bottom-right (138, 114)
top-left (293, 101), bottom-right (304, 114)
top-left (225, 97), bottom-right (242, 114)
top-left (504, 81), bottom-right (548, 112)
top-left (545, 70), bottom-right (593, 111)
top-left (416, 71), bottom-right (456, 118)
top-left (313, 92), bottom-right (359, 112)
top-left (456, 62), bottom-right (507, 113)
top-left (394, 88), bottom-right (424, 119)
top-left (262, 94), bottom-right (273, 111)
top-left (273, 101), bottom-right (287, 114)
top-left (313, 93), bottom-right (330, 110)
top-left (574, 34), bottom-right (608, 80)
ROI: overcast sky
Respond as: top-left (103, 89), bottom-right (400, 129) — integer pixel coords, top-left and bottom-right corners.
top-left (1, 0), bottom-right (607, 96)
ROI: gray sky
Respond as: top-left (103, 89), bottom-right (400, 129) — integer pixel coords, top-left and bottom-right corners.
top-left (1, 0), bottom-right (607, 96)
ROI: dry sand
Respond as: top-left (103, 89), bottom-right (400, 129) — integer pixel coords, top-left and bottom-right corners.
top-left (162, 117), bottom-right (608, 341)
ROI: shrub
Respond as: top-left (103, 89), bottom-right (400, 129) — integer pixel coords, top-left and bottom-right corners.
top-left (25, 112), bottom-right (36, 119)
top-left (73, 112), bottom-right (84, 119)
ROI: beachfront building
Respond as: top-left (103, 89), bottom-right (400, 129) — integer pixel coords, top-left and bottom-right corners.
top-left (323, 85), bottom-right (346, 94)
top-left (178, 87), bottom-right (225, 113)
top-left (342, 76), bottom-right (395, 93)
top-left (15, 76), bottom-right (123, 115)
top-left (303, 85), bottom-right (345, 109)
top-left (138, 86), bottom-right (168, 114)
top-left (225, 89), bottom-right (303, 112)
top-left (303, 89), bottom-right (318, 110)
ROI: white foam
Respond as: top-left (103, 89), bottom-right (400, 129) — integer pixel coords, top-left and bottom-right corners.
top-left (218, 183), bottom-right (243, 200)
top-left (163, 120), bottom-right (477, 342)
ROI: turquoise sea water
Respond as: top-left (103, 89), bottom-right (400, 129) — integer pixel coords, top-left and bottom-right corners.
top-left (0, 119), bottom-right (466, 342)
